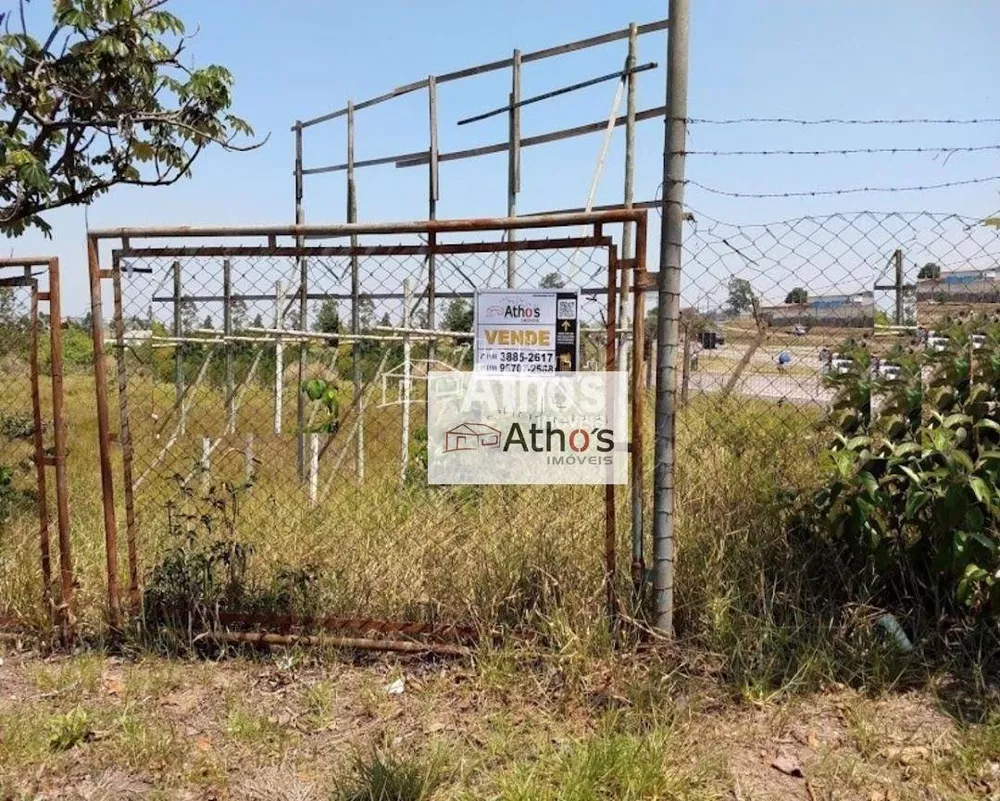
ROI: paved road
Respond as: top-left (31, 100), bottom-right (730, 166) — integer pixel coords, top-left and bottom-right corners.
top-left (688, 371), bottom-right (833, 405)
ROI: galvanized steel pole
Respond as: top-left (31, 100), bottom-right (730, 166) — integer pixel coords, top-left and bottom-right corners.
top-left (654, 0), bottom-right (688, 637)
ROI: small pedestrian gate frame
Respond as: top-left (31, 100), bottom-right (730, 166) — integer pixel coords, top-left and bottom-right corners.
top-left (86, 210), bottom-right (650, 647)
top-left (0, 258), bottom-right (72, 631)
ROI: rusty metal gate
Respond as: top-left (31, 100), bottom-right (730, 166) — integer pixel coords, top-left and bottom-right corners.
top-left (86, 211), bottom-right (648, 647)
top-left (0, 258), bottom-right (72, 632)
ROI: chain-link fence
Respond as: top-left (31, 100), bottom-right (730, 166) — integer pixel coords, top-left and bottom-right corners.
top-left (671, 210), bottom-right (1000, 538)
top-left (0, 258), bottom-right (72, 632)
top-left (87, 211), bottom-right (649, 645)
top-left (675, 210), bottom-right (1000, 419)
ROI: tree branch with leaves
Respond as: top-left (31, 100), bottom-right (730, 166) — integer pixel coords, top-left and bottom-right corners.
top-left (0, 0), bottom-right (264, 236)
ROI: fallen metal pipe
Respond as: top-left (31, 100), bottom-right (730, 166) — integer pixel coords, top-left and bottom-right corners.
top-left (210, 630), bottom-right (470, 657)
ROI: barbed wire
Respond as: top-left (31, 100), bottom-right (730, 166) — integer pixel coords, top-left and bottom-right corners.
top-left (682, 144), bottom-right (1000, 157)
top-left (686, 116), bottom-right (1000, 126)
top-left (685, 175), bottom-right (1000, 199)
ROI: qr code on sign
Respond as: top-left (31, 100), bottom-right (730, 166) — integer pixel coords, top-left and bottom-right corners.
top-left (557, 298), bottom-right (576, 318)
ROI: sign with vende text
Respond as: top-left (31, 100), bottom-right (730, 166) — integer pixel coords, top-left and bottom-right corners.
top-left (474, 288), bottom-right (580, 373)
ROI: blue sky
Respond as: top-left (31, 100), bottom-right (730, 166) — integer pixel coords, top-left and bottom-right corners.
top-left (8, 0), bottom-right (1000, 313)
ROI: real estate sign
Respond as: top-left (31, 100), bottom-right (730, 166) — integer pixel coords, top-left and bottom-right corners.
top-left (473, 288), bottom-right (580, 373)
top-left (427, 371), bottom-right (628, 485)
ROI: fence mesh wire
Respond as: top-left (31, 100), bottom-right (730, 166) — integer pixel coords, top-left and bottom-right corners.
top-left (677, 210), bottom-right (1000, 415)
top-left (107, 224), bottom-right (634, 635)
top-left (673, 210), bottom-right (1000, 542)
top-left (0, 264), bottom-right (57, 627)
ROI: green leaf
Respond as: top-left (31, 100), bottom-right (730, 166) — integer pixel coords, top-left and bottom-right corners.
top-left (951, 450), bottom-right (975, 472)
top-left (903, 489), bottom-right (930, 520)
top-left (858, 471), bottom-right (879, 497)
top-left (303, 379), bottom-right (325, 401)
top-left (965, 529), bottom-right (998, 553)
top-left (969, 476), bottom-right (996, 509)
top-left (957, 563), bottom-right (990, 605)
top-left (890, 441), bottom-right (922, 459)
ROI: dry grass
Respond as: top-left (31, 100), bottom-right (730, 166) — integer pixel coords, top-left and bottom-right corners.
top-left (0, 644), bottom-right (997, 800)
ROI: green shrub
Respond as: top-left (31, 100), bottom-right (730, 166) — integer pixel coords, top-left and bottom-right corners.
top-left (143, 482), bottom-right (320, 633)
top-left (803, 319), bottom-right (1000, 631)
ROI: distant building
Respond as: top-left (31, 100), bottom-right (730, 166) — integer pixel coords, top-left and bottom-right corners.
top-left (759, 291), bottom-right (874, 329)
top-left (916, 268), bottom-right (1000, 304)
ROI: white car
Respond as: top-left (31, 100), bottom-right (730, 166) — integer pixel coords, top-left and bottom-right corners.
top-left (827, 354), bottom-right (855, 375)
top-left (925, 331), bottom-right (950, 352)
top-left (876, 363), bottom-right (902, 381)
top-left (972, 333), bottom-right (987, 351)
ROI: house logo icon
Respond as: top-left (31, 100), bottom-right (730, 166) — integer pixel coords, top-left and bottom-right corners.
top-left (444, 422), bottom-right (502, 453)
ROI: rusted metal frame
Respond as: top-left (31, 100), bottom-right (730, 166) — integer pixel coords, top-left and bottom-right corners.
top-left (27, 276), bottom-right (53, 627)
top-left (172, 261), bottom-right (185, 434)
top-left (223, 260), bottom-right (235, 434)
top-left (295, 123), bottom-right (308, 480)
top-left (604, 242), bottom-right (619, 626)
top-left (507, 50), bottom-right (521, 288)
top-left (46, 259), bottom-right (72, 631)
top-left (303, 149), bottom-right (426, 175)
top-left (0, 275), bottom-right (36, 286)
top-left (347, 101), bottom-right (363, 483)
top-left (294, 18), bottom-right (668, 129)
top-left (427, 75), bottom-right (439, 363)
top-left (215, 612), bottom-right (477, 642)
top-left (630, 216), bottom-right (648, 601)
top-left (397, 106), bottom-right (666, 169)
top-left (295, 105), bottom-right (665, 175)
top-left (151, 285), bottom-right (611, 304)
top-left (0, 257), bottom-right (52, 268)
top-left (210, 630), bottom-right (469, 657)
top-left (530, 198), bottom-right (667, 215)
top-left (459, 61), bottom-right (657, 126)
top-left (115, 235), bottom-right (612, 259)
top-left (111, 253), bottom-right (139, 611)
top-left (89, 207), bottom-right (646, 239)
top-left (87, 234), bottom-right (121, 630)
top-left (617, 24), bottom-right (639, 367)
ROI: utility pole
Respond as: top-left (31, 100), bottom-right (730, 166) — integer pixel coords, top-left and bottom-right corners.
top-left (874, 248), bottom-right (907, 327)
top-left (894, 249), bottom-right (904, 326)
top-left (654, 0), bottom-right (689, 638)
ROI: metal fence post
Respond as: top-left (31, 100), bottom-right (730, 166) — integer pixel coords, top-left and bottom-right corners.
top-left (87, 235), bottom-right (121, 630)
top-left (274, 278), bottom-right (286, 435)
top-left (427, 76), bottom-right (439, 363)
top-left (173, 261), bottom-right (185, 434)
top-left (347, 101), bottom-right (365, 483)
top-left (618, 22), bottom-right (638, 367)
top-left (223, 259), bottom-right (235, 434)
top-left (28, 279), bottom-right (53, 624)
top-left (654, 0), bottom-right (689, 637)
top-left (507, 49), bottom-right (521, 288)
top-left (400, 278), bottom-right (412, 484)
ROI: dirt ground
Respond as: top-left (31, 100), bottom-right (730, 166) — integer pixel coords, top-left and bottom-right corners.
top-left (0, 642), bottom-right (996, 800)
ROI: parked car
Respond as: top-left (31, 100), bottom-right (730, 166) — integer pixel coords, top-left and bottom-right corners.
top-left (876, 362), bottom-right (902, 381)
top-left (792, 324), bottom-right (807, 336)
top-left (972, 333), bottom-right (987, 351)
top-left (826, 353), bottom-right (855, 375)
top-left (923, 330), bottom-right (951, 352)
